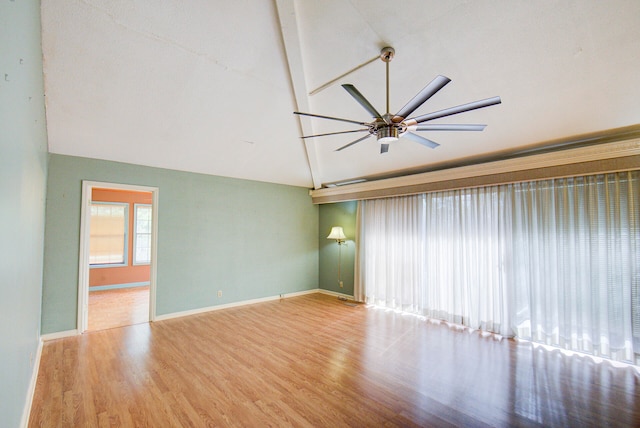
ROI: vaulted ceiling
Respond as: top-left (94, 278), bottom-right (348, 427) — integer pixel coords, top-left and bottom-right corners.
top-left (41, 0), bottom-right (640, 189)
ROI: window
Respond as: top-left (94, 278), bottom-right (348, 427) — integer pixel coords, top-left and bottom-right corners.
top-left (90, 202), bottom-right (128, 266)
top-left (133, 204), bottom-right (152, 265)
top-left (356, 171), bottom-right (640, 364)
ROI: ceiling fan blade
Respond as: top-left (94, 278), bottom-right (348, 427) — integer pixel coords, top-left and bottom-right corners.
top-left (409, 124), bottom-right (487, 132)
top-left (402, 132), bottom-right (440, 149)
top-left (405, 96), bottom-right (502, 125)
top-left (392, 75), bottom-right (451, 123)
top-left (335, 134), bottom-right (372, 151)
top-left (302, 129), bottom-right (369, 139)
top-left (380, 144), bottom-right (390, 154)
top-left (341, 84), bottom-right (384, 120)
top-left (294, 111), bottom-right (367, 126)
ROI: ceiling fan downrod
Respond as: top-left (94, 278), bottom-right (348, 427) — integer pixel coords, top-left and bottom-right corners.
top-left (378, 47), bottom-right (400, 143)
top-left (380, 46), bottom-right (395, 117)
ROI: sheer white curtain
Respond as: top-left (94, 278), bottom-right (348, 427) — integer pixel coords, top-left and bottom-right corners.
top-left (511, 172), bottom-right (640, 363)
top-left (355, 194), bottom-right (425, 313)
top-left (423, 186), bottom-right (512, 336)
top-left (355, 171), bottom-right (640, 364)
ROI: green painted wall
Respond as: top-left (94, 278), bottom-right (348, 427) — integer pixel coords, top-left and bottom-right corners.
top-left (0, 1), bottom-right (49, 426)
top-left (318, 201), bottom-right (357, 295)
top-left (42, 154), bottom-right (319, 333)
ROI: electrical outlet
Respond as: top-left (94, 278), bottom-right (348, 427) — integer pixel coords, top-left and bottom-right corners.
top-left (217, 290), bottom-right (222, 297)
top-left (339, 281), bottom-right (344, 288)
top-left (29, 352), bottom-right (34, 368)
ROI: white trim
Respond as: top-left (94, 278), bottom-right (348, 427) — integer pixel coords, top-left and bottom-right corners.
top-left (20, 339), bottom-right (43, 428)
top-left (149, 190), bottom-right (159, 322)
top-left (78, 182), bottom-right (91, 333)
top-left (132, 203), bottom-right (152, 265)
top-left (89, 281), bottom-right (150, 292)
top-left (318, 289), bottom-right (356, 300)
top-left (41, 329), bottom-right (79, 341)
top-left (154, 289), bottom-right (320, 322)
top-left (311, 138), bottom-right (640, 201)
top-left (275, 0), bottom-right (322, 189)
top-left (78, 181), bottom-right (159, 332)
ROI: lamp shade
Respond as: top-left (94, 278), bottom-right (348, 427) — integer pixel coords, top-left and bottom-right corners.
top-left (327, 226), bottom-right (346, 241)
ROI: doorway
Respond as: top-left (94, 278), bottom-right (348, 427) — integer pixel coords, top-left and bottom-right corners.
top-left (78, 181), bottom-right (158, 332)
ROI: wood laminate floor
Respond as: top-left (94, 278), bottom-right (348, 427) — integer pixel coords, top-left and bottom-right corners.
top-left (30, 293), bottom-right (640, 427)
top-left (87, 286), bottom-right (150, 331)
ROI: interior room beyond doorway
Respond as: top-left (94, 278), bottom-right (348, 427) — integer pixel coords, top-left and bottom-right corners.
top-left (87, 187), bottom-right (153, 331)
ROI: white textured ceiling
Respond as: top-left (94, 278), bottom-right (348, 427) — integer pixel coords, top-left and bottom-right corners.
top-left (41, 0), bottom-right (640, 189)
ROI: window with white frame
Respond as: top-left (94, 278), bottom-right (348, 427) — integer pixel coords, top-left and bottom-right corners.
top-left (89, 202), bottom-right (128, 266)
top-left (133, 204), bottom-right (152, 265)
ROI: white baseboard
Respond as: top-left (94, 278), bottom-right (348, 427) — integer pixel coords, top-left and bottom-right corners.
top-left (318, 289), bottom-right (356, 300)
top-left (40, 329), bottom-right (79, 341)
top-left (38, 290), bottom-right (353, 331)
top-left (20, 338), bottom-right (43, 428)
top-left (154, 288), bottom-right (320, 322)
top-left (89, 281), bottom-right (150, 292)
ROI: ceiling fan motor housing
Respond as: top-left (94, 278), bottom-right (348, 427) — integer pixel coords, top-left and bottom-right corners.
top-left (378, 126), bottom-right (399, 143)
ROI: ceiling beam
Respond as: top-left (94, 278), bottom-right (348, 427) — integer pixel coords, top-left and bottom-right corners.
top-left (275, 0), bottom-right (322, 189)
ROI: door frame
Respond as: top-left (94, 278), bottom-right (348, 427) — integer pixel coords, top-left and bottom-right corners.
top-left (77, 180), bottom-right (159, 333)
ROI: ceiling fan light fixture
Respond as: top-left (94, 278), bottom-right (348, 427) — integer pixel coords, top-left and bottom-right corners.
top-left (378, 126), bottom-right (399, 143)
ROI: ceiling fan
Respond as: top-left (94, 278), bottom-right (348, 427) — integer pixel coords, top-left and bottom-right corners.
top-left (294, 47), bottom-right (501, 154)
